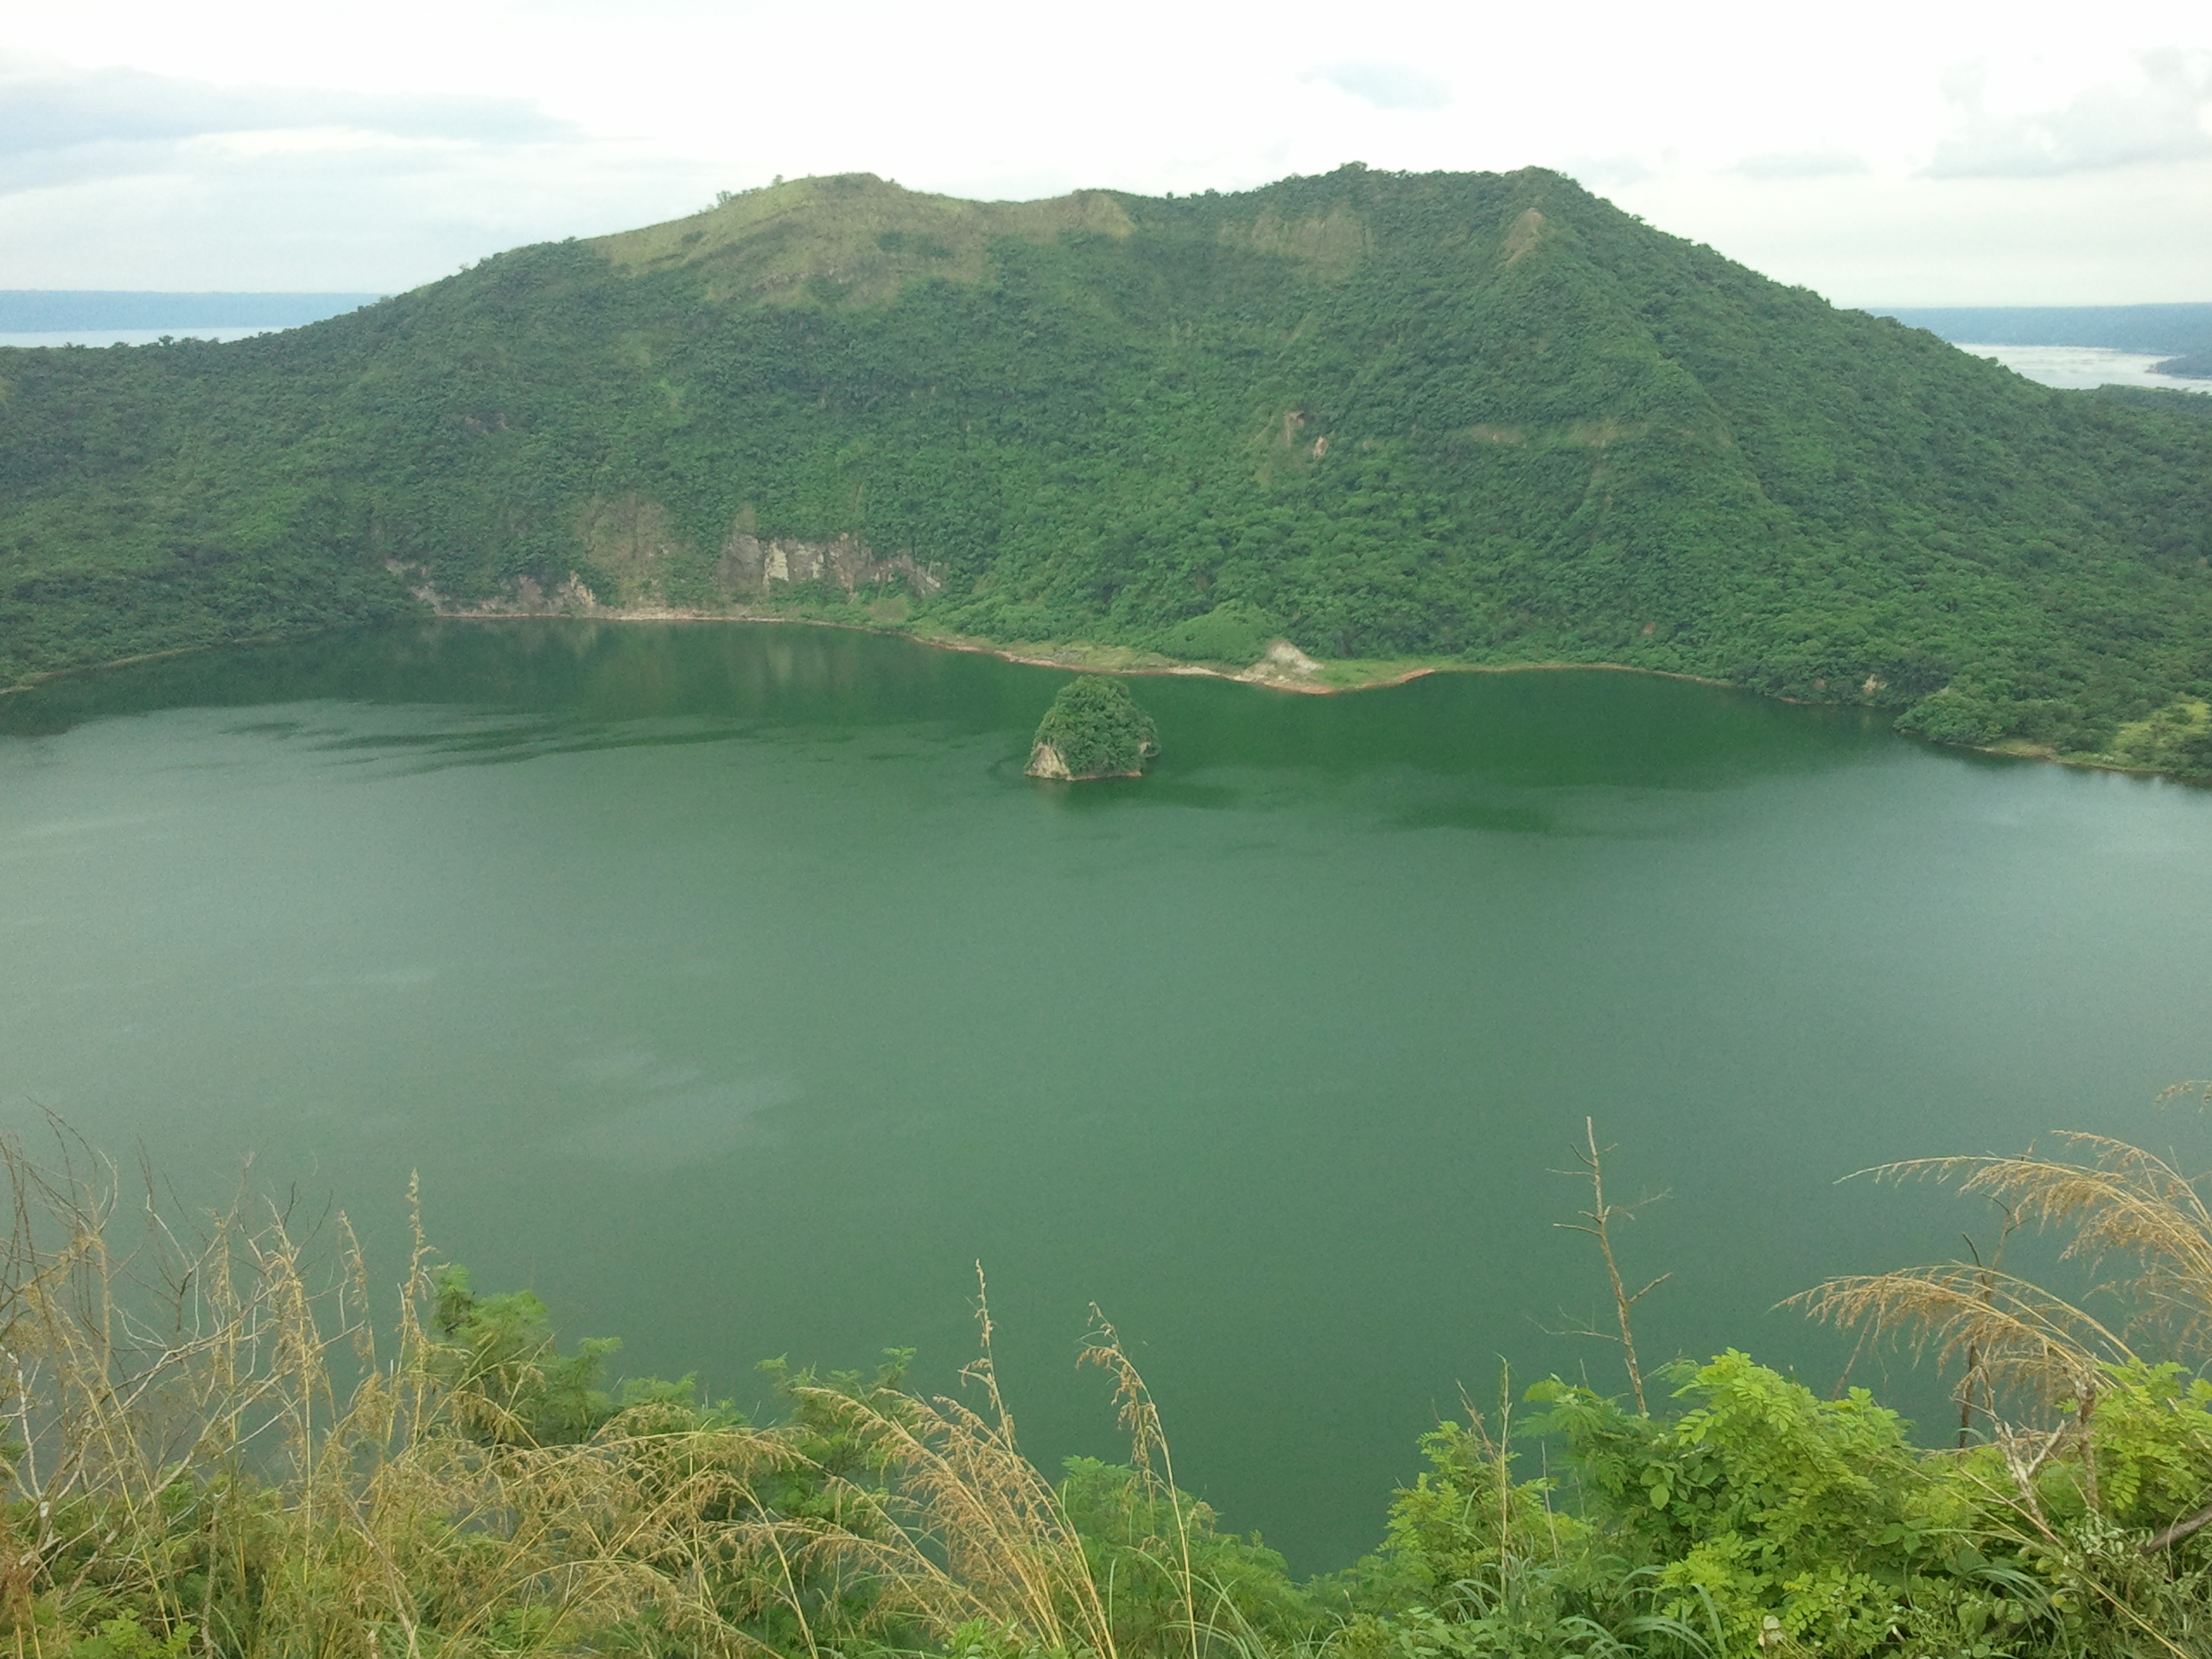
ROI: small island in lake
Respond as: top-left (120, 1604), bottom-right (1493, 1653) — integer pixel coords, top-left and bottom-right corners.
top-left (1027, 676), bottom-right (1160, 780)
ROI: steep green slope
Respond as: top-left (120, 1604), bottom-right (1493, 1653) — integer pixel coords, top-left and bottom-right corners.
top-left (5, 166), bottom-right (2210, 762)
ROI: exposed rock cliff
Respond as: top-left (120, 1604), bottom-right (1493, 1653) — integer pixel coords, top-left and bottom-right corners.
top-left (405, 498), bottom-right (943, 619)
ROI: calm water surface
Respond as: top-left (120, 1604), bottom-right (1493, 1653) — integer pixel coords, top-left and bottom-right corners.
top-left (5, 620), bottom-right (2211, 1567)
top-left (1959, 340), bottom-right (2212, 394)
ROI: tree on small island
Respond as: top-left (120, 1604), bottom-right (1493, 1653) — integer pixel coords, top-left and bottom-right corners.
top-left (1027, 676), bottom-right (1160, 780)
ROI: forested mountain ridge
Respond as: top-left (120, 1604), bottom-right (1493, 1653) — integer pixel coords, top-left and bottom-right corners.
top-left (5, 165), bottom-right (2212, 766)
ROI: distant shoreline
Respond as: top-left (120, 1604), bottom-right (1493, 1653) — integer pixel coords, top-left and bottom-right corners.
top-left (415, 599), bottom-right (1749, 698)
top-left (3, 604), bottom-right (2196, 787)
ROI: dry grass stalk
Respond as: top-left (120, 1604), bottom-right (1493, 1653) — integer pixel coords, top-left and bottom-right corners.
top-left (0, 1127), bottom-right (1283, 1659)
top-left (1794, 1261), bottom-right (2130, 1410)
top-left (1948, 1203), bottom-right (2019, 1446)
top-left (1554, 1118), bottom-right (1670, 1414)
top-left (1790, 1116), bottom-right (2212, 1656)
top-left (1795, 1131), bottom-right (2212, 1412)
top-left (0, 1134), bottom-right (1154, 1659)
top-left (775, 1268), bottom-right (1120, 1657)
top-left (1079, 1306), bottom-right (1198, 1659)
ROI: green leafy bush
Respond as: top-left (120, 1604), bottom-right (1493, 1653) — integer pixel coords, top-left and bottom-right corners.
top-left (4, 1112), bottom-right (2212, 1657)
top-left (1897, 689), bottom-right (2005, 747)
top-left (1028, 674), bottom-right (1160, 779)
top-left (1154, 601), bottom-right (1277, 666)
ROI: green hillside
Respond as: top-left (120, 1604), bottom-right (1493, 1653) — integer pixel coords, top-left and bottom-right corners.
top-left (5, 165), bottom-right (2212, 766)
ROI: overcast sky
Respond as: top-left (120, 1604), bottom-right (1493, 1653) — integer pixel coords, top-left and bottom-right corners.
top-left (2, 0), bottom-right (2207, 305)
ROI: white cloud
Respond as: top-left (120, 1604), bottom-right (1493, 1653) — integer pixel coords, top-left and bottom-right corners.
top-left (0, 129), bottom-right (717, 289)
top-left (0, 1), bottom-right (2208, 300)
top-left (1606, 158), bottom-right (2212, 305)
top-left (1561, 153), bottom-right (1663, 188)
top-left (1731, 149), bottom-right (1871, 181)
top-left (1927, 48), bottom-right (2212, 177)
top-left (0, 55), bottom-right (572, 164)
top-left (0, 53), bottom-right (704, 288)
top-left (1303, 61), bottom-right (1452, 111)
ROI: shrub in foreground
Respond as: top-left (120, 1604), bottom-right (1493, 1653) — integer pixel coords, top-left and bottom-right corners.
top-left (0, 1120), bottom-right (2209, 1657)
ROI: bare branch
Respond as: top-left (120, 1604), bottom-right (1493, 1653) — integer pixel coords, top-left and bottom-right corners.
top-left (1554, 1117), bottom-right (1668, 1412)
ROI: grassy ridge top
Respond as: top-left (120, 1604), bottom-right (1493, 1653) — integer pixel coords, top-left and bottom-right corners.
top-left (594, 173), bottom-right (1145, 306)
top-left (5, 164), bottom-right (2211, 767)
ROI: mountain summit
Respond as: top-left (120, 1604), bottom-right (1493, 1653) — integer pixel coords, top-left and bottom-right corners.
top-left (5, 166), bottom-right (2209, 762)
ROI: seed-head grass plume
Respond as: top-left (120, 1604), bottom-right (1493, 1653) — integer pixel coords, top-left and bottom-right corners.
top-left (0, 1138), bottom-right (1215, 1659)
top-left (1790, 1099), bottom-right (2212, 1657)
top-left (1794, 1125), bottom-right (2212, 1409)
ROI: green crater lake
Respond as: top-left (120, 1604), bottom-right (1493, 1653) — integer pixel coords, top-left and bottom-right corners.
top-left (5, 620), bottom-right (2211, 1568)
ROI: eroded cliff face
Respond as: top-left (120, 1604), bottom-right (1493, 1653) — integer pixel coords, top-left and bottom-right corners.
top-left (1025, 742), bottom-right (1075, 781)
top-left (409, 494), bottom-right (942, 617)
top-left (411, 571), bottom-right (602, 616)
top-left (713, 530), bottom-right (942, 600)
top-left (1023, 734), bottom-right (1152, 781)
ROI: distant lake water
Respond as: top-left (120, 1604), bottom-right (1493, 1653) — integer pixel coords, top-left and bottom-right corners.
top-left (1960, 340), bottom-right (2212, 393)
top-left (5, 621), bottom-right (2211, 1568)
top-left (0, 327), bottom-right (287, 349)
top-left (9, 330), bottom-right (2204, 397)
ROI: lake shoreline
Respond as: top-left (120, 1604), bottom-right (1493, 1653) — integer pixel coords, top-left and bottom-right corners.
top-left (420, 605), bottom-right (2151, 784)
top-left (412, 598), bottom-right (1751, 696)
top-left (2, 601), bottom-right (2189, 785)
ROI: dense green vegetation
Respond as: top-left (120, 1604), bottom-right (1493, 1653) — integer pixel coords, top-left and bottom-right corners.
top-left (5, 1118), bottom-right (2209, 1658)
top-left (6, 166), bottom-right (2212, 769)
top-left (1027, 675), bottom-right (1160, 778)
